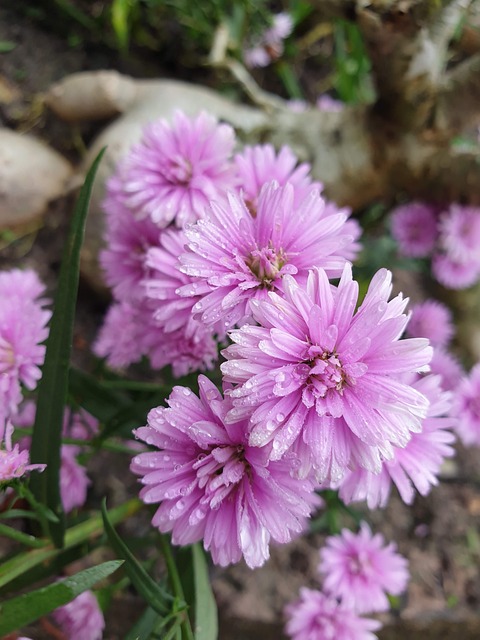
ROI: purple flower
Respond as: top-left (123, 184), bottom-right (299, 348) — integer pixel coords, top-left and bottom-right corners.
top-left (94, 300), bottom-right (145, 369)
top-left (0, 421), bottom-right (45, 482)
top-left (284, 588), bottom-right (381, 640)
top-left (180, 182), bottom-right (357, 329)
top-left (0, 269), bottom-right (51, 418)
top-left (453, 363), bottom-right (480, 446)
top-left (234, 144), bottom-right (321, 213)
top-left (100, 172), bottom-right (160, 303)
top-left (119, 111), bottom-right (237, 227)
top-left (316, 94), bottom-right (344, 112)
top-left (131, 376), bottom-right (318, 568)
top-left (318, 523), bottom-right (409, 614)
top-left (60, 445), bottom-right (90, 513)
top-left (431, 251), bottom-right (480, 289)
top-left (390, 202), bottom-right (438, 258)
top-left (337, 374), bottom-right (456, 508)
top-left (52, 589), bottom-right (105, 640)
top-left (406, 299), bottom-right (454, 347)
top-left (221, 266), bottom-right (432, 482)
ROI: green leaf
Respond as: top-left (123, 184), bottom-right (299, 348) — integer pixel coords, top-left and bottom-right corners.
top-left (0, 559), bottom-right (123, 636)
top-left (111, 0), bottom-right (134, 50)
top-left (101, 500), bottom-right (177, 616)
top-left (29, 149), bottom-right (106, 547)
top-left (192, 544), bottom-right (218, 640)
top-left (0, 40), bottom-right (16, 53)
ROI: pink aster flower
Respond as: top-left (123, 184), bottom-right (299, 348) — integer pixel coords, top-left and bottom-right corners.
top-left (180, 181), bottom-right (358, 329)
top-left (318, 523), bottom-right (409, 614)
top-left (429, 347), bottom-right (464, 391)
top-left (406, 299), bottom-right (454, 347)
top-left (0, 421), bottom-right (45, 482)
top-left (100, 171), bottom-right (161, 303)
top-left (94, 300), bottom-right (145, 369)
top-left (337, 374), bottom-right (456, 508)
top-left (390, 202), bottom-right (438, 258)
top-left (0, 269), bottom-right (51, 418)
top-left (221, 265), bottom-right (432, 482)
top-left (59, 445), bottom-right (91, 513)
top-left (233, 144), bottom-right (322, 213)
top-left (131, 375), bottom-right (318, 568)
top-left (453, 363), bottom-right (480, 446)
top-left (316, 94), bottom-right (344, 112)
top-left (244, 12), bottom-right (293, 68)
top-left (52, 589), bottom-right (105, 640)
top-left (284, 588), bottom-right (381, 640)
top-left (119, 111), bottom-right (237, 227)
top-left (439, 204), bottom-right (480, 265)
top-left (431, 251), bottom-right (480, 289)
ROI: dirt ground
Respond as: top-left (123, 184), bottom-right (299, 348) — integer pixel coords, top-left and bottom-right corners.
top-left (1, 7), bottom-right (480, 639)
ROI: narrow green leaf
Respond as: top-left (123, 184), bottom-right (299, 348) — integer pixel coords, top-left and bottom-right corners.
top-left (29, 149), bottom-right (106, 547)
top-left (69, 366), bottom-right (130, 423)
top-left (0, 523), bottom-right (47, 549)
top-left (101, 500), bottom-right (176, 616)
top-left (192, 544), bottom-right (218, 640)
top-left (125, 605), bottom-right (165, 640)
top-left (0, 559), bottom-right (123, 636)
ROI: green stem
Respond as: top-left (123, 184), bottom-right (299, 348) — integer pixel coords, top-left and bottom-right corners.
top-left (159, 535), bottom-right (194, 640)
top-left (0, 523), bottom-right (47, 548)
top-left (0, 498), bottom-right (142, 589)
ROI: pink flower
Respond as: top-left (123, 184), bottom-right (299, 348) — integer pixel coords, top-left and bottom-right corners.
top-left (318, 523), bottom-right (409, 614)
top-left (180, 182), bottom-right (357, 329)
top-left (221, 266), bottom-right (432, 482)
top-left (0, 421), bottom-right (45, 482)
top-left (60, 445), bottom-right (90, 513)
top-left (100, 172), bottom-right (160, 303)
top-left (244, 13), bottom-right (293, 68)
top-left (390, 202), bottom-right (438, 258)
top-left (119, 111), bottom-right (237, 227)
top-left (94, 301), bottom-right (145, 369)
top-left (429, 347), bottom-right (464, 391)
top-left (453, 363), bottom-right (480, 446)
top-left (316, 94), bottom-right (344, 112)
top-left (131, 376), bottom-right (318, 568)
top-left (284, 588), bottom-right (381, 640)
top-left (431, 252), bottom-right (480, 289)
top-left (52, 589), bottom-right (105, 640)
top-left (406, 299), bottom-right (454, 347)
top-left (233, 144), bottom-right (321, 213)
top-left (439, 204), bottom-right (480, 265)
top-left (0, 269), bottom-right (51, 417)
top-left (337, 374), bottom-right (456, 508)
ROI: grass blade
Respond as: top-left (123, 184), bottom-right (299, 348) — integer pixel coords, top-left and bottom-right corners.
top-left (29, 149), bottom-right (106, 547)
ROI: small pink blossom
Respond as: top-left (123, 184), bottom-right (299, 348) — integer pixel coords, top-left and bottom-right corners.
top-left (429, 347), bottom-right (464, 391)
top-left (119, 111), bottom-right (237, 227)
top-left (285, 588), bottom-right (381, 640)
top-left (431, 251), bottom-right (480, 289)
top-left (60, 446), bottom-right (90, 513)
top-left (406, 299), bottom-right (454, 347)
top-left (131, 376), bottom-right (318, 568)
top-left (439, 204), bottom-right (480, 265)
top-left (0, 421), bottom-right (45, 482)
top-left (390, 202), bottom-right (438, 258)
top-left (318, 523), bottom-right (409, 614)
top-left (316, 94), bottom-right (344, 112)
top-left (52, 589), bottom-right (105, 640)
top-left (453, 363), bottom-right (480, 446)
top-left (0, 269), bottom-right (51, 418)
top-left (244, 13), bottom-right (293, 68)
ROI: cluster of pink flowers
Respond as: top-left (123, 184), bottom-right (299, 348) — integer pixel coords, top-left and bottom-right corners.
top-left (95, 111), bottom-right (362, 378)
top-left (285, 524), bottom-right (409, 640)
top-left (391, 202), bottom-right (480, 289)
top-left (52, 589), bottom-right (105, 640)
top-left (243, 12), bottom-right (293, 68)
top-left (96, 110), bottom-right (462, 568)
